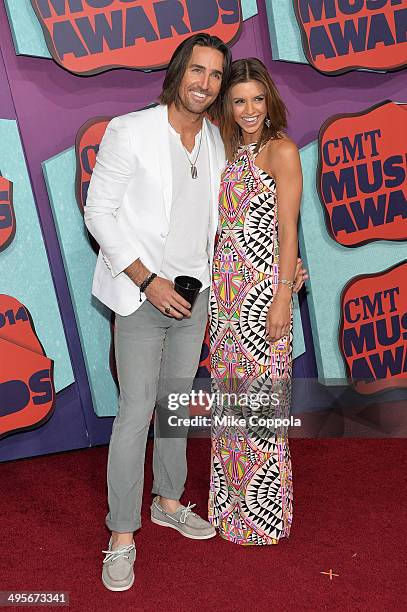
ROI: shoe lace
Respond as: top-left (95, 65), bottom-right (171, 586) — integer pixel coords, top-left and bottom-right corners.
top-left (179, 502), bottom-right (196, 524)
top-left (102, 544), bottom-right (135, 564)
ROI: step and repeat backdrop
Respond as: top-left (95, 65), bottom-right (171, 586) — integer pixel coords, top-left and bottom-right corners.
top-left (0, 0), bottom-right (406, 461)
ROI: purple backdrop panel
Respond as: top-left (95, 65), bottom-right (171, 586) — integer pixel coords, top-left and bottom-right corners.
top-left (0, 2), bottom-right (264, 451)
top-left (0, 385), bottom-right (89, 462)
top-left (0, 46), bottom-right (14, 118)
top-left (0, 54), bottom-right (89, 462)
top-left (1, 0), bottom-right (406, 457)
top-left (4, 0), bottom-right (258, 59)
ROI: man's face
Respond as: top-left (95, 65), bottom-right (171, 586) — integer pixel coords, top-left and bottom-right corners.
top-left (177, 46), bottom-right (224, 115)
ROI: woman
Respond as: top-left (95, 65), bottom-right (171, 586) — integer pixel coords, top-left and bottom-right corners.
top-left (209, 58), bottom-right (303, 545)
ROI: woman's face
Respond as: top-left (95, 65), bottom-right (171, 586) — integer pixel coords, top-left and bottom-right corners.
top-left (230, 80), bottom-right (267, 143)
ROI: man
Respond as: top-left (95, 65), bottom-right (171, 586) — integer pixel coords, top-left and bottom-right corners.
top-left (85, 33), bottom-right (306, 592)
top-left (85, 33), bottom-right (232, 592)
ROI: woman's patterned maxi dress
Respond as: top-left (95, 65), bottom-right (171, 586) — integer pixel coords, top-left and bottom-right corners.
top-left (209, 143), bottom-right (293, 545)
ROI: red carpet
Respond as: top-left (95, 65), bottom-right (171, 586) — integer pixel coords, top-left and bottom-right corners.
top-left (1, 438), bottom-right (406, 611)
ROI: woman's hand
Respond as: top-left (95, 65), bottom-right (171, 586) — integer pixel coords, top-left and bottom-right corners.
top-left (266, 293), bottom-right (291, 343)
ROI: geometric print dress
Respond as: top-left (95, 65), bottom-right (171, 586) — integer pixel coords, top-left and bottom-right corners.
top-left (208, 142), bottom-right (293, 545)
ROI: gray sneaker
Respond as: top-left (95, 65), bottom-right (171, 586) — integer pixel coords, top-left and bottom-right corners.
top-left (102, 538), bottom-right (136, 592)
top-left (151, 497), bottom-right (216, 540)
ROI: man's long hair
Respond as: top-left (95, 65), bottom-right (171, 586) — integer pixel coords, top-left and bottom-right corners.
top-left (220, 58), bottom-right (288, 161)
top-left (159, 33), bottom-right (232, 121)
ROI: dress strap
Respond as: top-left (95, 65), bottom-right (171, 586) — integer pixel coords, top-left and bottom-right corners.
top-left (253, 142), bottom-right (267, 159)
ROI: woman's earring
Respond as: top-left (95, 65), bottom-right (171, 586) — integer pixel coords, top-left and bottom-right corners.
top-left (265, 117), bottom-right (271, 128)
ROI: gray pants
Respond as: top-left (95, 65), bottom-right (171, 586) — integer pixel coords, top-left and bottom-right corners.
top-left (106, 289), bottom-right (209, 533)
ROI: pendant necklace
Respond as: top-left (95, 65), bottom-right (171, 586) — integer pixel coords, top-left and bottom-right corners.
top-left (182, 130), bottom-right (203, 179)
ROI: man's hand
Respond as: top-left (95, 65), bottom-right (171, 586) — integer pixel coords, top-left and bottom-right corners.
top-left (293, 257), bottom-right (309, 293)
top-left (144, 277), bottom-right (191, 319)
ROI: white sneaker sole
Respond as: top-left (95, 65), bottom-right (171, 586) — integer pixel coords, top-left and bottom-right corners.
top-left (151, 515), bottom-right (217, 539)
top-left (102, 572), bottom-right (135, 592)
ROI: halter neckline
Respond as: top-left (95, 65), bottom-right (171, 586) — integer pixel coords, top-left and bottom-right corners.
top-left (239, 141), bottom-right (257, 149)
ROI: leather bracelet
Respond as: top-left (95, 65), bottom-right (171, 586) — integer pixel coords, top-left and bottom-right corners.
top-left (278, 279), bottom-right (294, 290)
top-left (139, 272), bottom-right (157, 301)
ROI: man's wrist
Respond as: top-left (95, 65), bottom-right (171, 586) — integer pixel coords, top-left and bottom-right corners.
top-left (124, 258), bottom-right (150, 286)
top-left (139, 272), bottom-right (157, 293)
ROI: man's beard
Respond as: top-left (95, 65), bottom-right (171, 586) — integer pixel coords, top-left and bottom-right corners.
top-left (176, 92), bottom-right (213, 116)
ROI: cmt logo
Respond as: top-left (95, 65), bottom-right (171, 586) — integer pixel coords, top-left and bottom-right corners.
top-left (75, 105), bottom-right (155, 211)
top-left (318, 101), bottom-right (407, 247)
top-left (31, 0), bottom-right (242, 75)
top-left (294, 0), bottom-right (407, 74)
top-left (339, 260), bottom-right (407, 395)
top-left (0, 295), bottom-right (55, 439)
top-left (75, 116), bottom-right (111, 211)
top-left (0, 175), bottom-right (16, 252)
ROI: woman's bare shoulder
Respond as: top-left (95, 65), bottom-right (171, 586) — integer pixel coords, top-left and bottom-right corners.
top-left (262, 135), bottom-right (300, 176)
top-left (266, 134), bottom-right (299, 158)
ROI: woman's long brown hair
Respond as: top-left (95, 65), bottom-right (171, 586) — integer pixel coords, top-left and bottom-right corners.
top-left (220, 58), bottom-right (288, 161)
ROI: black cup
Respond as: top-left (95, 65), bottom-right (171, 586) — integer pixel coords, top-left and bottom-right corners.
top-left (174, 276), bottom-right (202, 309)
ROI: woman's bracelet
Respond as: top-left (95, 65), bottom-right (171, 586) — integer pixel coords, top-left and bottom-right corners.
top-left (139, 272), bottom-right (157, 300)
top-left (278, 279), bottom-right (294, 290)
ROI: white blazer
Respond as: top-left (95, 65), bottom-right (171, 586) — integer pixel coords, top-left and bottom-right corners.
top-left (84, 104), bottom-right (226, 316)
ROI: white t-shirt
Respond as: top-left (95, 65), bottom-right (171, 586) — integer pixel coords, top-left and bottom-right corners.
top-left (160, 123), bottom-right (211, 291)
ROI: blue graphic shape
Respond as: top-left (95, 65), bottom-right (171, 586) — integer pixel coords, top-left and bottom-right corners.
top-left (265, 0), bottom-right (307, 63)
top-left (298, 141), bottom-right (407, 382)
top-left (4, 0), bottom-right (51, 58)
top-left (0, 119), bottom-right (73, 392)
top-left (5, 0), bottom-right (257, 59)
top-left (43, 148), bottom-right (117, 417)
top-left (293, 293), bottom-right (304, 360)
top-left (241, 0), bottom-right (258, 20)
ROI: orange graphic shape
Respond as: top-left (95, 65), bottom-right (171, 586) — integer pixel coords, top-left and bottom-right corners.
top-left (0, 176), bottom-right (16, 251)
top-left (294, 0), bottom-right (407, 75)
top-left (339, 261), bottom-right (407, 395)
top-left (75, 116), bottom-right (111, 212)
top-left (318, 101), bottom-right (407, 247)
top-left (0, 295), bottom-right (44, 355)
top-left (31, 0), bottom-right (242, 76)
top-left (0, 337), bottom-right (55, 439)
